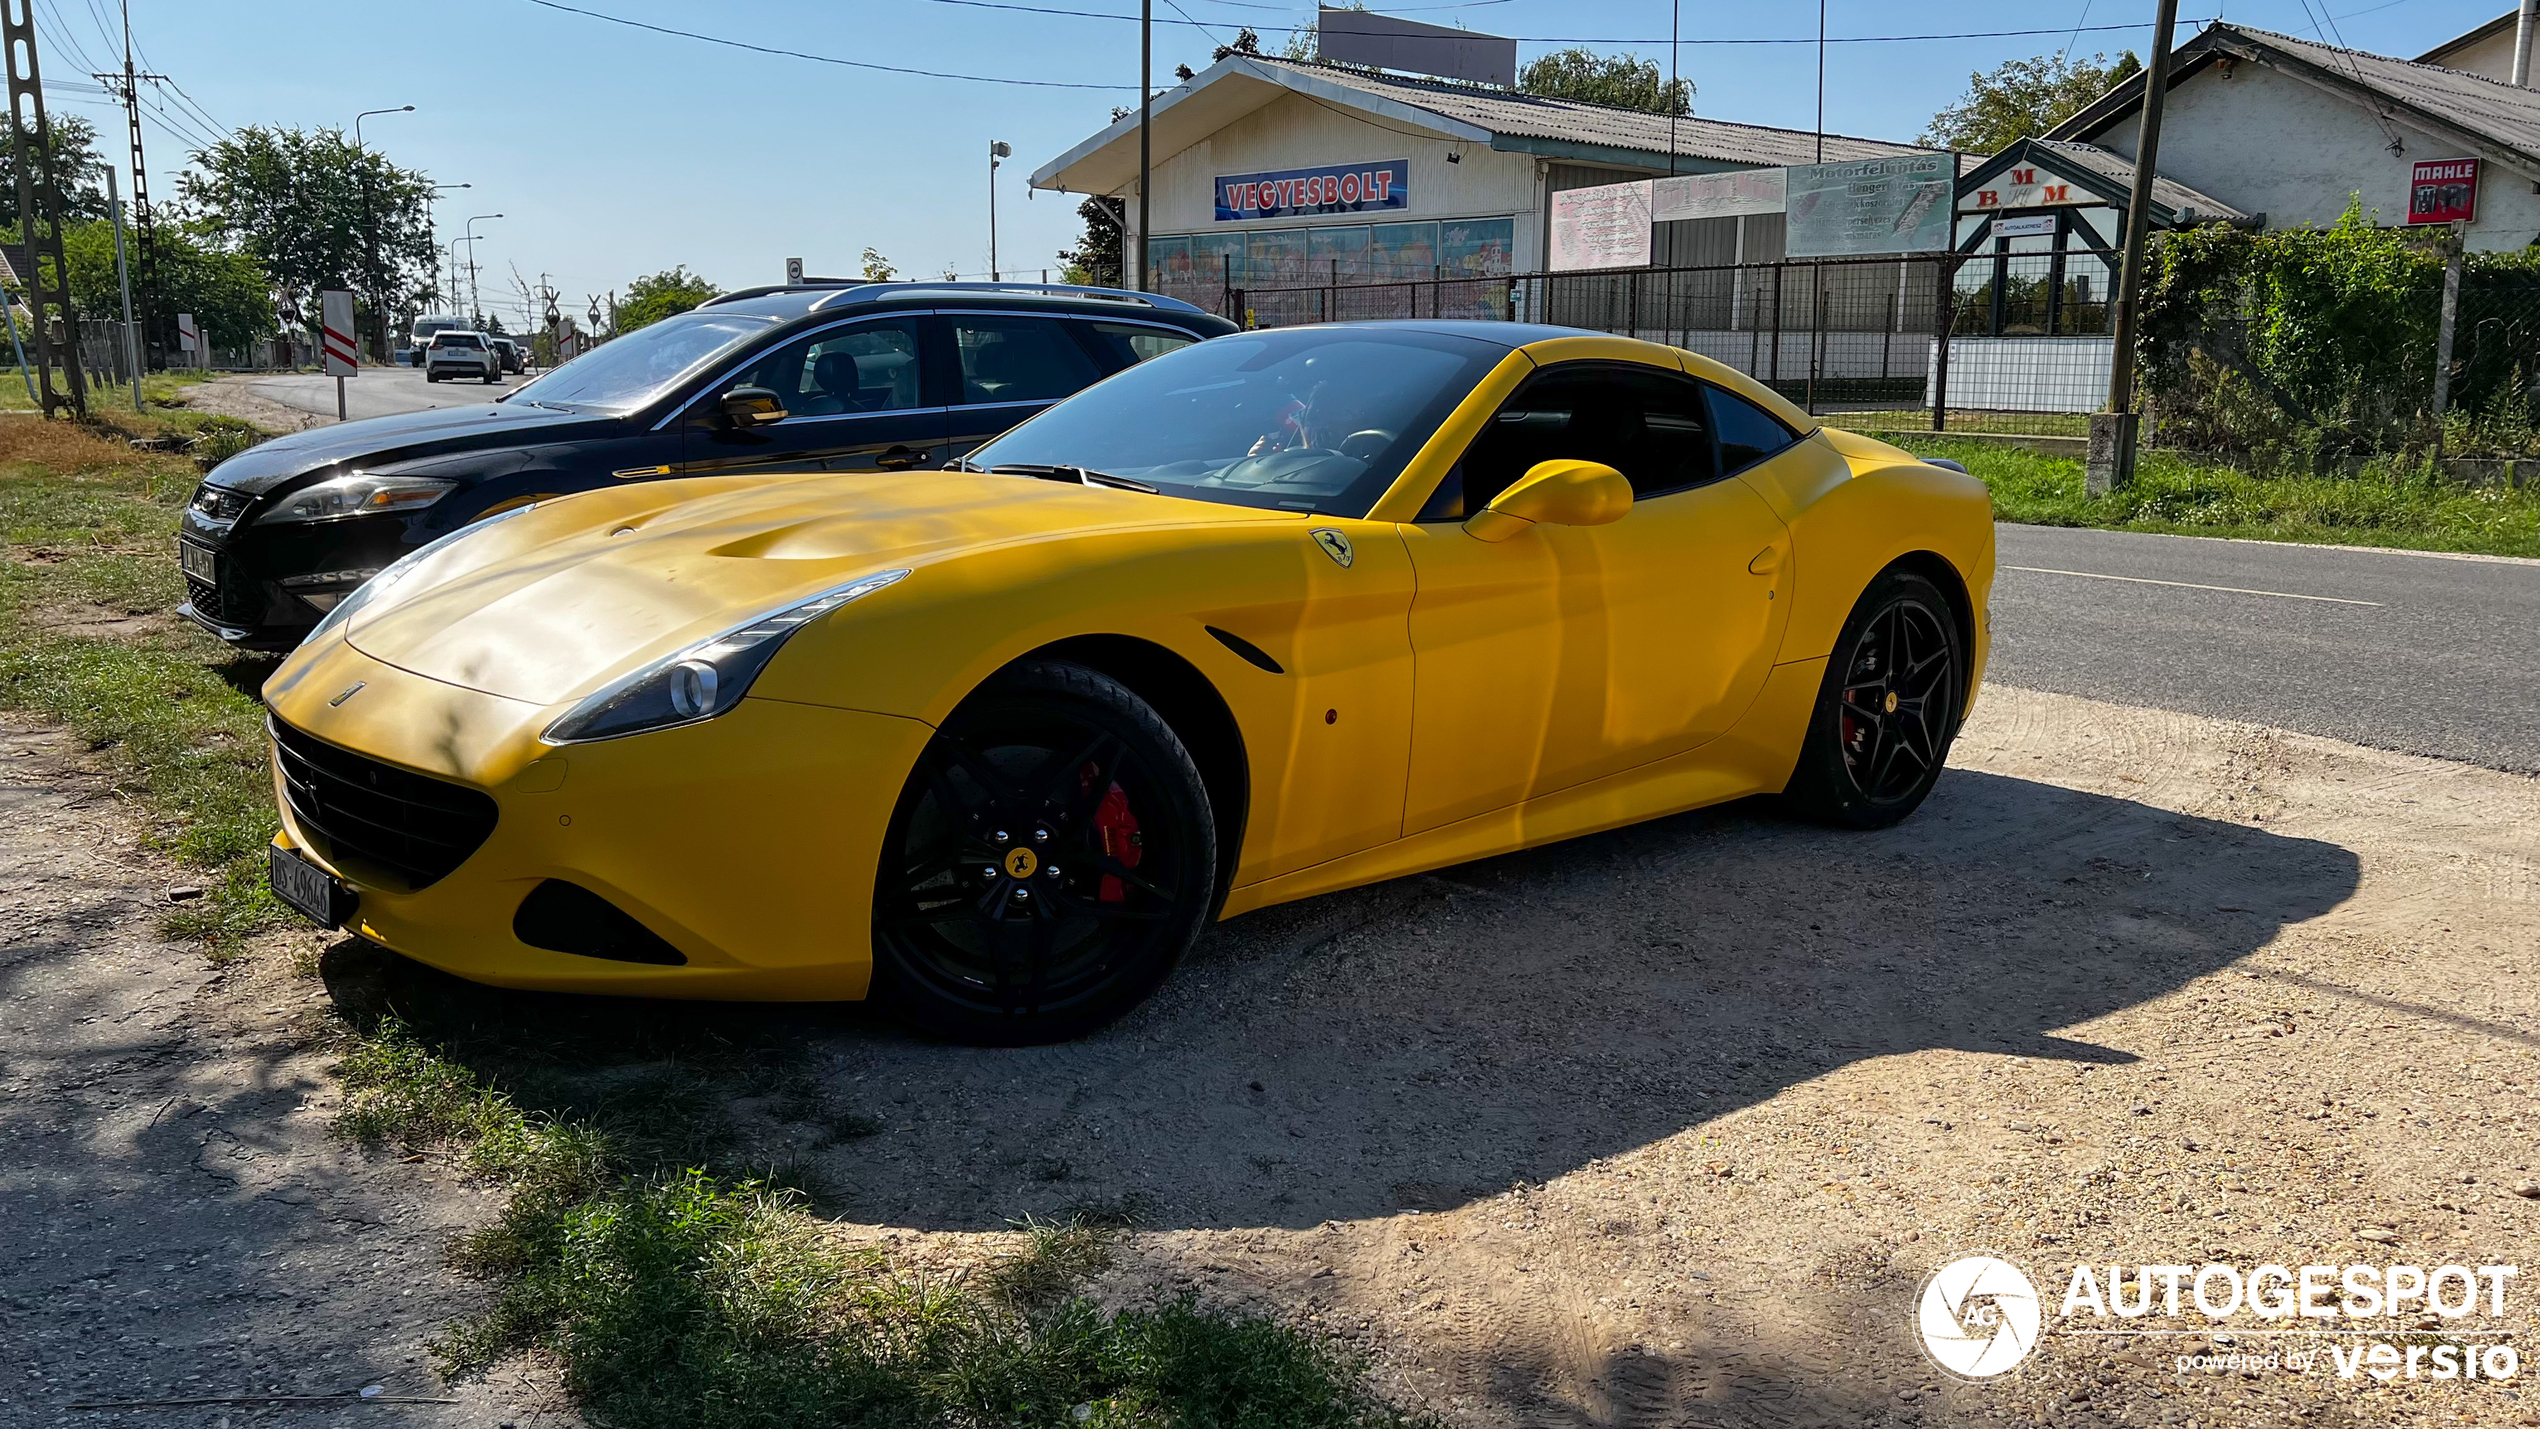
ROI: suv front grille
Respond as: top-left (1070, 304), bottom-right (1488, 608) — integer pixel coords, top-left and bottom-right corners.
top-left (270, 717), bottom-right (499, 889)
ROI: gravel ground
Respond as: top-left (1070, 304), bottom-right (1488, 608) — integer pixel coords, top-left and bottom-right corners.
top-left (0, 722), bottom-right (565, 1429)
top-left (4, 679), bottom-right (2532, 1429)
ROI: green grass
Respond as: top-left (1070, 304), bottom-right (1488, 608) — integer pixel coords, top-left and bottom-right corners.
top-left (1822, 408), bottom-right (2093, 439)
top-left (0, 418), bottom-right (1427, 1427)
top-left (1886, 436), bottom-right (2540, 558)
top-left (0, 364), bottom-right (219, 414)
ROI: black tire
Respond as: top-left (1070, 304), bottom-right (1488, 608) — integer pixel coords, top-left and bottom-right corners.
top-left (871, 661), bottom-right (1216, 1045)
top-left (1782, 567), bottom-right (1966, 829)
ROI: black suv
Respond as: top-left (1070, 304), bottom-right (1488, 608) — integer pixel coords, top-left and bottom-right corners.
top-left (179, 283), bottom-right (1236, 649)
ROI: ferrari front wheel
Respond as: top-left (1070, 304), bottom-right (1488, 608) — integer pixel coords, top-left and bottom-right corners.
top-left (871, 661), bottom-right (1216, 1045)
top-left (1783, 568), bottom-right (1965, 829)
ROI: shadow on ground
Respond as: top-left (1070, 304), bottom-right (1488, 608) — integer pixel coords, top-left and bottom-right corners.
top-left (322, 764), bottom-right (2361, 1237)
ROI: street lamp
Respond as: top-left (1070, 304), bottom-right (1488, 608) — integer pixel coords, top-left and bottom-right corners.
top-left (462, 213), bottom-right (503, 326)
top-left (351, 106), bottom-right (415, 361)
top-left (353, 104), bottom-right (413, 147)
top-left (988, 140), bottom-right (1011, 282)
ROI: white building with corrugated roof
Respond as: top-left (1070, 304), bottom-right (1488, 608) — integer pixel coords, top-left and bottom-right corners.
top-left (1028, 51), bottom-right (1937, 298)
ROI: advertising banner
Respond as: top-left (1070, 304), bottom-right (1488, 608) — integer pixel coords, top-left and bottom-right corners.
top-left (1216, 160), bottom-right (1408, 222)
top-left (1787, 154), bottom-right (1954, 257)
top-left (2409, 158), bottom-right (2479, 225)
top-left (1548, 179), bottom-right (1653, 271)
top-left (1652, 168), bottom-right (1786, 224)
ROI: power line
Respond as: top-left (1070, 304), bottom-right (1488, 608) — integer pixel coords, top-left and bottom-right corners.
top-left (519, 0), bottom-right (1142, 88)
top-left (904, 0), bottom-right (2205, 47)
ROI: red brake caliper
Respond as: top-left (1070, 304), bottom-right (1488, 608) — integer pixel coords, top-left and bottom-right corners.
top-left (1089, 770), bottom-right (1140, 903)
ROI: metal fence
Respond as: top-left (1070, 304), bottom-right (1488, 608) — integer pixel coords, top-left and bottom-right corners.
top-left (1168, 246), bottom-right (2128, 439)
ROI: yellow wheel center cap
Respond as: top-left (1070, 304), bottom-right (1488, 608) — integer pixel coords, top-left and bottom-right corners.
top-left (1003, 847), bottom-right (1040, 879)
top-left (1884, 691), bottom-right (1899, 714)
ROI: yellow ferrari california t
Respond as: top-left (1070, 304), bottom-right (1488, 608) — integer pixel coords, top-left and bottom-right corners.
top-left (261, 321), bottom-right (1993, 1042)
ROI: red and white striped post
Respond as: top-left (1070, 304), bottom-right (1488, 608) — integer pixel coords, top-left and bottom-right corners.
top-left (320, 290), bottom-right (358, 421)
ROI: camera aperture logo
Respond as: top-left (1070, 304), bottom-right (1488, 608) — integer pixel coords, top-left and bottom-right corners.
top-left (1918, 1255), bottom-right (2043, 1379)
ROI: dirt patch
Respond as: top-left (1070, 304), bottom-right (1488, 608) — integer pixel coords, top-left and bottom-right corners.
top-left (734, 685), bottom-right (2530, 1427)
top-left (26, 600), bottom-right (181, 642)
top-left (180, 375), bottom-right (329, 435)
top-left (0, 720), bottom-right (564, 1426)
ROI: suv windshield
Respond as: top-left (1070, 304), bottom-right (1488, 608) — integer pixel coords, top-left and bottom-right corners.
top-left (508, 309), bottom-right (779, 414)
top-left (963, 327), bottom-right (1504, 517)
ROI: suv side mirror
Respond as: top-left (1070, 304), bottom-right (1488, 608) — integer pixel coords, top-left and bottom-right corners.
top-left (1463, 459), bottom-right (1632, 542)
top-left (717, 385), bottom-right (787, 428)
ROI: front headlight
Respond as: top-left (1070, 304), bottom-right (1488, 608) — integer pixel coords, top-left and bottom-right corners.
top-left (298, 502), bottom-right (544, 647)
top-left (542, 570), bottom-right (911, 745)
top-left (256, 471), bottom-right (457, 525)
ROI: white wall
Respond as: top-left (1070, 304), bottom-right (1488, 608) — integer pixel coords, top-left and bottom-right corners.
top-left (1120, 90), bottom-right (1544, 267)
top-left (2428, 24), bottom-right (2517, 81)
top-left (2091, 60), bottom-right (2540, 250)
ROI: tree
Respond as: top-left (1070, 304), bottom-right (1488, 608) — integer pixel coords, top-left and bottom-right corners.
top-left (174, 125), bottom-right (437, 352)
top-left (615, 265), bottom-right (720, 331)
top-left (1921, 51), bottom-right (2141, 153)
top-left (0, 114), bottom-right (107, 227)
top-left (1057, 195), bottom-right (1121, 285)
top-left (52, 218), bottom-right (272, 348)
top-left (1518, 48), bottom-right (1691, 116)
top-left (859, 247), bottom-right (897, 282)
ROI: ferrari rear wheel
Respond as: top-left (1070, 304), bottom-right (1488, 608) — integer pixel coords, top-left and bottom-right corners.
top-left (1783, 568), bottom-right (1965, 829)
top-left (871, 661), bottom-right (1215, 1045)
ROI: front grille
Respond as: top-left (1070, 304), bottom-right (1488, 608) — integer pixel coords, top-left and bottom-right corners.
top-left (184, 571), bottom-right (221, 617)
top-left (270, 717), bottom-right (498, 889)
top-left (184, 560), bottom-right (262, 625)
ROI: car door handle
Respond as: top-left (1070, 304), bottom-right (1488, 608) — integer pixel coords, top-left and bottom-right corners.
top-left (1748, 545), bottom-right (1785, 575)
top-left (874, 445), bottom-right (926, 470)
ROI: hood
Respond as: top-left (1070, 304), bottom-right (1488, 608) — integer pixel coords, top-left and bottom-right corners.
top-left (341, 471), bottom-right (1295, 706)
top-left (204, 400), bottom-right (610, 494)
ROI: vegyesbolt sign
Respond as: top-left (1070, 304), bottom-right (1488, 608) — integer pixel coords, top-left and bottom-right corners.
top-left (1215, 160), bottom-right (1408, 221)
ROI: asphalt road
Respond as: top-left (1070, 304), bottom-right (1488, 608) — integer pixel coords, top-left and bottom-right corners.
top-left (247, 362), bottom-right (517, 421)
top-left (1988, 524), bottom-right (2539, 775)
top-left (214, 367), bottom-right (2540, 775)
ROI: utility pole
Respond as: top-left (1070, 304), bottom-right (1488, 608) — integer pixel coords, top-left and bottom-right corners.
top-left (106, 166), bottom-right (140, 410)
top-left (988, 139), bottom-right (1011, 281)
top-left (1136, 0), bottom-right (1150, 290)
top-left (6, 2), bottom-right (86, 416)
top-left (462, 213), bottom-right (502, 326)
top-left (91, 0), bottom-right (164, 370)
top-left (2092, 0), bottom-right (2181, 496)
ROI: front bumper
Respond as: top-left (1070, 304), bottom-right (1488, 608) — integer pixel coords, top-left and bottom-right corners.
top-left (181, 509), bottom-right (421, 649)
top-left (266, 641), bottom-right (933, 1000)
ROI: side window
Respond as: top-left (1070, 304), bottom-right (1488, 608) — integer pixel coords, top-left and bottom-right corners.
top-left (1706, 385), bottom-right (1800, 474)
top-left (713, 319), bottom-right (922, 419)
top-left (952, 316), bottom-right (1102, 405)
top-left (1082, 321), bottom-right (1197, 369)
top-left (1416, 364), bottom-right (1719, 520)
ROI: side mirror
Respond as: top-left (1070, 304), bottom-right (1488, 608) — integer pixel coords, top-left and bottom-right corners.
top-left (1463, 459), bottom-right (1632, 542)
top-left (717, 385), bottom-right (787, 428)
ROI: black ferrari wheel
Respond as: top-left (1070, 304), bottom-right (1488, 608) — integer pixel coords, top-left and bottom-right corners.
top-left (1783, 568), bottom-right (1965, 829)
top-left (871, 661), bottom-right (1215, 1044)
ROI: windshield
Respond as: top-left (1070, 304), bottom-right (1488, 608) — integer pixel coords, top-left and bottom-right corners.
top-left (963, 327), bottom-right (1505, 517)
top-left (507, 309), bottom-right (778, 414)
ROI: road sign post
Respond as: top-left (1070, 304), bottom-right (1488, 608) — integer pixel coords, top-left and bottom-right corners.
top-left (175, 312), bottom-right (196, 366)
top-left (320, 289), bottom-right (356, 421)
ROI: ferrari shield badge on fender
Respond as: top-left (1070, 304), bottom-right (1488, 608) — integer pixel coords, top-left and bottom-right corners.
top-left (1311, 529), bottom-right (1354, 568)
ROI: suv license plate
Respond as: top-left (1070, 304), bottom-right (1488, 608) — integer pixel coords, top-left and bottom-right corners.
top-left (178, 540), bottom-right (217, 584)
top-left (268, 844), bottom-right (353, 929)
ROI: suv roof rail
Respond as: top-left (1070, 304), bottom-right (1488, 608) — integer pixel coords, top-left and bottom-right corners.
top-left (701, 280), bottom-right (1208, 316)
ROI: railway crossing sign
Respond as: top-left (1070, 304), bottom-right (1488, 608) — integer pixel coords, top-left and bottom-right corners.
top-left (319, 290), bottom-right (356, 420)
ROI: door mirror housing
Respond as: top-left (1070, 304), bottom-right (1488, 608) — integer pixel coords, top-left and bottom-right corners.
top-left (717, 385), bottom-right (787, 428)
top-left (1463, 459), bottom-right (1632, 542)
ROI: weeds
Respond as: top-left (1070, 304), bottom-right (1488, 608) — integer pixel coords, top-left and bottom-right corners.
top-left (1888, 437), bottom-right (2540, 557)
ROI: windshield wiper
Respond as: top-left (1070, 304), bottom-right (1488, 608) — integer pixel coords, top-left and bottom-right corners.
top-left (989, 463), bottom-right (1159, 494)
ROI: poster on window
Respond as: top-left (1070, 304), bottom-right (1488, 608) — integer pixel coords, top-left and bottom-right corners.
top-left (1369, 221), bottom-right (1440, 278)
top-left (1785, 154), bottom-right (1954, 257)
top-left (1549, 180), bottom-right (1653, 270)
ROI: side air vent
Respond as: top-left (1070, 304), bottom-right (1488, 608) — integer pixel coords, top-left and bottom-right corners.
top-left (513, 880), bottom-right (688, 965)
top-left (1205, 625), bottom-right (1284, 674)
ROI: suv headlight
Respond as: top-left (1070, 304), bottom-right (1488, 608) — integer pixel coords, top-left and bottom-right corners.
top-left (298, 501), bottom-right (543, 647)
top-left (542, 570), bottom-right (910, 745)
top-left (257, 471), bottom-right (457, 525)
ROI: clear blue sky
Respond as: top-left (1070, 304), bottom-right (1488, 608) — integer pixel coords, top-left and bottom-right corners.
top-left (38, 0), bottom-right (2502, 327)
